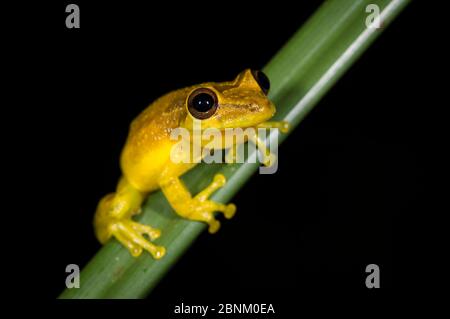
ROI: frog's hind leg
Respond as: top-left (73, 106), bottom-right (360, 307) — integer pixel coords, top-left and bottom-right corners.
top-left (94, 177), bottom-right (166, 259)
top-left (159, 174), bottom-right (236, 233)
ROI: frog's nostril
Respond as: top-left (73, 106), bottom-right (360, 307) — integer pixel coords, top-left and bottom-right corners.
top-left (251, 70), bottom-right (270, 95)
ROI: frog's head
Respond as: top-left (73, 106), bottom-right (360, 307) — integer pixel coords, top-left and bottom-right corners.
top-left (182, 69), bottom-right (275, 131)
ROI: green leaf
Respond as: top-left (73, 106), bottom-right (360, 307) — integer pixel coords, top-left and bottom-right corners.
top-left (60, 0), bottom-right (409, 299)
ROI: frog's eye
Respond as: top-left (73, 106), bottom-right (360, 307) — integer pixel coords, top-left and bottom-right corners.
top-left (251, 70), bottom-right (270, 95)
top-left (187, 88), bottom-right (218, 120)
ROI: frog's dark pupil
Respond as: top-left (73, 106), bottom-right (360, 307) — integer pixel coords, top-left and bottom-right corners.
top-left (192, 93), bottom-right (214, 112)
top-left (252, 70), bottom-right (270, 95)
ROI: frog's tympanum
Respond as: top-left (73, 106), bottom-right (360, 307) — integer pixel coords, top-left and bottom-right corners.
top-left (94, 69), bottom-right (289, 259)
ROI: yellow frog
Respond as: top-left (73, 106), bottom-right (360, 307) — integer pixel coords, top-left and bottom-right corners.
top-left (94, 69), bottom-right (288, 259)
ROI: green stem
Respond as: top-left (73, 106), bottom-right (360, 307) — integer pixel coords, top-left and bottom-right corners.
top-left (60, 0), bottom-right (409, 299)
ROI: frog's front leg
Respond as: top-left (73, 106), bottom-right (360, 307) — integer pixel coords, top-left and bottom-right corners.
top-left (94, 177), bottom-right (166, 259)
top-left (160, 174), bottom-right (236, 233)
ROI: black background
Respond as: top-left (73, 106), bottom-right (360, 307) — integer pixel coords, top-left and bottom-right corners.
top-left (5, 0), bottom-right (429, 313)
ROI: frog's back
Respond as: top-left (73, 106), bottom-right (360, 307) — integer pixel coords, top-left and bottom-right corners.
top-left (120, 88), bottom-right (190, 192)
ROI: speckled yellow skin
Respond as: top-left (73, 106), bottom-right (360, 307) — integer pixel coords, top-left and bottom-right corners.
top-left (94, 69), bottom-right (288, 259)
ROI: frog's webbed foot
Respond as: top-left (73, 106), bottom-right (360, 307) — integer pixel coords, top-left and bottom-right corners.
top-left (94, 178), bottom-right (166, 259)
top-left (112, 220), bottom-right (165, 259)
top-left (160, 174), bottom-right (236, 234)
top-left (253, 120), bottom-right (290, 167)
